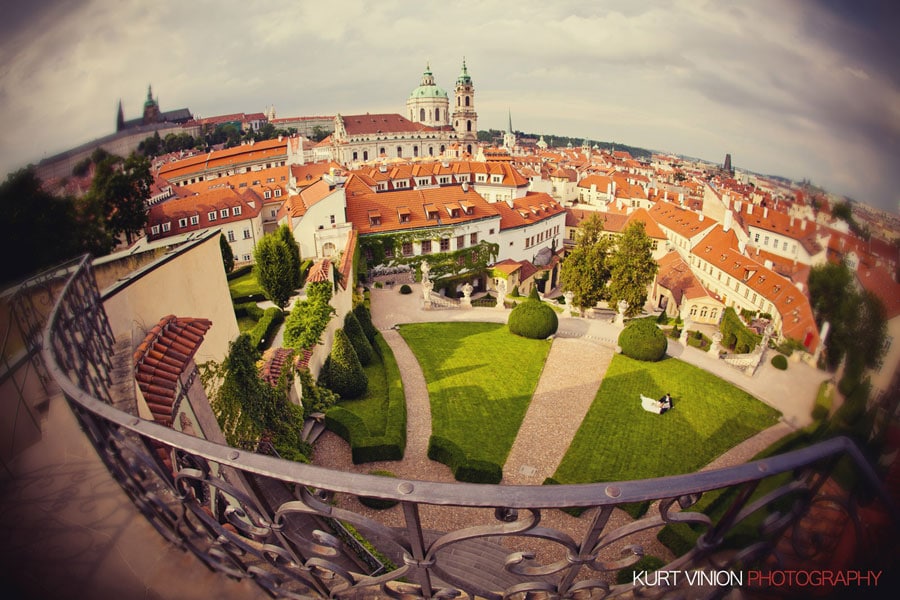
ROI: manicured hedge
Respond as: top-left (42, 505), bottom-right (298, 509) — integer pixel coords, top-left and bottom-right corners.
top-left (233, 302), bottom-right (264, 320)
top-left (427, 436), bottom-right (502, 484)
top-left (770, 354), bottom-right (788, 370)
top-left (720, 307), bottom-right (761, 354)
top-left (399, 284), bottom-right (412, 294)
top-left (618, 318), bottom-right (667, 362)
top-left (323, 335), bottom-right (406, 463)
top-left (353, 303), bottom-right (379, 343)
top-left (321, 329), bottom-right (367, 399)
top-left (507, 299), bottom-right (559, 339)
top-left (344, 311), bottom-right (375, 366)
top-left (247, 307), bottom-right (283, 351)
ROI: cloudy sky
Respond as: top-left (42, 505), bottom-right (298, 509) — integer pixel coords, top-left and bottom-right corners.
top-left (1, 0), bottom-right (898, 213)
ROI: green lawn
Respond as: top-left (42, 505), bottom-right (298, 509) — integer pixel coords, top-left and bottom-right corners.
top-left (228, 270), bottom-right (265, 299)
top-left (553, 355), bottom-right (781, 483)
top-left (399, 322), bottom-right (551, 465)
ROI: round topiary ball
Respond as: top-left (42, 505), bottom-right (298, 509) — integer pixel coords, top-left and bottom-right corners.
top-left (399, 284), bottom-right (412, 294)
top-left (508, 299), bottom-right (558, 339)
top-left (617, 319), bottom-right (667, 362)
top-left (771, 354), bottom-right (788, 370)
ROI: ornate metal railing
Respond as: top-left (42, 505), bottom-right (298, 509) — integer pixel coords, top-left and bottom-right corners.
top-left (39, 255), bottom-right (898, 599)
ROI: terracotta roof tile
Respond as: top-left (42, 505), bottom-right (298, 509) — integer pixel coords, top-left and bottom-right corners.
top-left (133, 315), bottom-right (212, 428)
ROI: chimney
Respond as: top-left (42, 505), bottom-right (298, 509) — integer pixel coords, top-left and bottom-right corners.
top-left (506, 197), bottom-right (515, 208)
top-left (796, 282), bottom-right (804, 293)
top-left (664, 190), bottom-right (669, 201)
top-left (724, 210), bottom-right (733, 232)
top-left (789, 215), bottom-right (795, 228)
top-left (764, 259), bottom-right (773, 269)
top-left (735, 200), bottom-right (742, 213)
top-left (763, 206), bottom-right (768, 219)
top-left (679, 193), bottom-right (685, 206)
top-left (698, 212), bottom-right (704, 221)
top-left (747, 203), bottom-right (753, 215)
top-left (723, 193), bottom-right (731, 209)
top-left (739, 240), bottom-right (746, 254)
top-left (462, 181), bottom-right (469, 193)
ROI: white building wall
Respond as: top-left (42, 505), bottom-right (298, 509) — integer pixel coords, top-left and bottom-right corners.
top-left (496, 213), bottom-right (566, 263)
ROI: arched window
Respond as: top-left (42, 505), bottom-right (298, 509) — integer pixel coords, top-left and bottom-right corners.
top-left (457, 97), bottom-right (461, 106)
top-left (322, 242), bottom-right (336, 257)
top-left (440, 145), bottom-right (445, 154)
top-left (397, 146), bottom-right (402, 157)
top-left (428, 146), bottom-right (434, 156)
top-left (466, 120), bottom-right (472, 132)
top-left (700, 307), bottom-right (709, 318)
top-left (690, 305), bottom-right (698, 317)
top-left (413, 146), bottom-right (419, 157)
top-left (363, 150), bottom-right (368, 161)
top-left (435, 108), bottom-right (440, 121)
top-left (379, 147), bottom-right (385, 156)
top-left (419, 108), bottom-right (425, 121)
top-left (710, 308), bottom-right (718, 320)
top-left (467, 144), bottom-right (472, 154)
top-left (465, 96), bottom-right (470, 107)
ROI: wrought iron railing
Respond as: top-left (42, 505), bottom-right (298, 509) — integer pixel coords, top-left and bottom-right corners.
top-left (36, 255), bottom-right (898, 599)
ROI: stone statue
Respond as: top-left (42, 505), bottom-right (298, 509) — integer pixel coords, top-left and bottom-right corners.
top-left (614, 300), bottom-right (628, 328)
top-left (461, 282), bottom-right (473, 308)
top-left (564, 291), bottom-right (575, 317)
top-left (422, 278), bottom-right (433, 310)
top-left (420, 260), bottom-right (430, 282)
top-left (710, 331), bottom-right (722, 356)
top-left (496, 278), bottom-right (507, 309)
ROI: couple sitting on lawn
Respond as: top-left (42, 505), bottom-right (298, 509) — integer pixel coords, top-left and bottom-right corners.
top-left (640, 392), bottom-right (674, 414)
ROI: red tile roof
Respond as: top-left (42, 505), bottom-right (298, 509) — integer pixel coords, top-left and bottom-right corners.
top-left (491, 192), bottom-right (566, 231)
top-left (338, 229), bottom-right (357, 290)
top-left (340, 113), bottom-right (429, 135)
top-left (146, 186), bottom-right (262, 240)
top-left (307, 259), bottom-right (331, 283)
top-left (133, 315), bottom-right (212, 427)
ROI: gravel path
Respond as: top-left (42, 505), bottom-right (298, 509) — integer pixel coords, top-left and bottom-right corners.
top-left (503, 336), bottom-right (613, 484)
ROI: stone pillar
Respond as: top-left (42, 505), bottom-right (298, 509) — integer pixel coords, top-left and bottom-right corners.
top-left (496, 278), bottom-right (507, 309)
top-left (615, 300), bottom-right (628, 329)
top-left (461, 282), bottom-right (473, 308)
top-left (422, 279), bottom-right (433, 310)
top-left (564, 291), bottom-right (575, 317)
top-left (709, 331), bottom-right (722, 356)
top-left (420, 259), bottom-right (430, 282)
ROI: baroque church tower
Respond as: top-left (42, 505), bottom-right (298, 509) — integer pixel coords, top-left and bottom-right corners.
top-left (452, 59), bottom-right (478, 154)
top-left (407, 63), bottom-right (450, 128)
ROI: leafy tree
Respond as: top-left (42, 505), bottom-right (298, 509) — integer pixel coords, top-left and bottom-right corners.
top-left (275, 223), bottom-right (302, 289)
top-left (283, 281), bottom-right (335, 350)
top-left (253, 233), bottom-right (296, 309)
top-left (85, 151), bottom-right (152, 246)
top-left (0, 168), bottom-right (81, 283)
top-left (320, 329), bottom-right (367, 399)
top-left (607, 221), bottom-right (659, 317)
top-left (311, 126), bottom-right (329, 142)
top-left (809, 262), bottom-right (887, 377)
top-left (560, 214), bottom-right (612, 314)
top-left (219, 233), bottom-right (234, 274)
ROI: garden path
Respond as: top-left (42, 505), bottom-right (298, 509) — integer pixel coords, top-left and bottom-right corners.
top-left (502, 337), bottom-right (614, 484)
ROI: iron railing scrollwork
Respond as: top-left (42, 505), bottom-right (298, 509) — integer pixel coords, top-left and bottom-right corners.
top-left (38, 255), bottom-right (898, 599)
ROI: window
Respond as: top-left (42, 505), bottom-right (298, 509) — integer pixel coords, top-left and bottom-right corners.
top-left (270, 209), bottom-right (277, 218)
top-left (243, 229), bottom-right (251, 239)
top-left (322, 242), bottom-right (336, 257)
top-left (440, 238), bottom-right (450, 251)
top-left (457, 235), bottom-right (465, 249)
top-left (754, 233), bottom-right (759, 243)
top-left (465, 96), bottom-right (470, 107)
top-left (470, 232), bottom-right (478, 245)
top-left (232, 206), bottom-right (242, 216)
top-left (190, 215), bottom-right (199, 225)
top-left (330, 215), bottom-right (335, 224)
top-left (363, 151), bottom-right (368, 161)
top-left (710, 308), bottom-right (718, 320)
top-left (178, 218), bottom-right (188, 228)
top-left (227, 230), bottom-right (235, 242)
top-left (700, 307), bottom-right (709, 318)
top-left (402, 242), bottom-right (413, 256)
top-left (242, 254), bottom-right (251, 262)
top-left (420, 108), bottom-right (425, 121)
top-left (162, 222), bottom-right (171, 232)
top-left (764, 236), bottom-right (769, 246)
top-left (150, 225), bottom-right (160, 235)
top-left (397, 146), bottom-right (402, 158)
top-left (208, 211), bottom-right (217, 221)
top-left (435, 108), bottom-right (440, 121)
top-left (783, 241), bottom-right (788, 251)
top-left (384, 246), bottom-right (394, 258)
top-left (421, 240), bottom-right (432, 254)
top-left (352, 151), bottom-right (358, 161)
top-left (489, 228), bottom-right (495, 235)
top-left (690, 305), bottom-right (697, 316)
top-left (466, 120), bottom-right (472, 132)
top-left (220, 209), bottom-right (229, 218)
top-left (264, 190), bottom-right (272, 199)
top-left (413, 146), bottom-right (419, 158)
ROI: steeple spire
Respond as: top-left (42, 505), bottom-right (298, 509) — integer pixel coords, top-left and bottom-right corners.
top-left (508, 109), bottom-right (513, 134)
top-left (116, 99), bottom-right (125, 132)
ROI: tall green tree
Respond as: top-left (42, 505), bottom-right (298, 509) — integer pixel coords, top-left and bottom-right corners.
top-left (560, 214), bottom-right (612, 314)
top-left (86, 151), bottom-right (152, 246)
top-left (275, 223), bottom-right (302, 289)
top-left (0, 168), bottom-right (80, 283)
top-left (607, 221), bottom-right (659, 317)
top-left (809, 262), bottom-right (887, 377)
top-left (320, 329), bottom-right (367, 399)
top-left (220, 233), bottom-right (235, 274)
top-left (253, 232), bottom-right (295, 309)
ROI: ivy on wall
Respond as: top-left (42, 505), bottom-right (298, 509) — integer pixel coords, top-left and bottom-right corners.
top-left (359, 232), bottom-right (499, 282)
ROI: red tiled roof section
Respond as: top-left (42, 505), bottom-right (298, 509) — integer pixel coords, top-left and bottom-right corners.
top-left (307, 258), bottom-right (331, 283)
top-left (133, 315), bottom-right (212, 428)
top-left (341, 113), bottom-right (429, 135)
top-left (338, 229), bottom-right (357, 290)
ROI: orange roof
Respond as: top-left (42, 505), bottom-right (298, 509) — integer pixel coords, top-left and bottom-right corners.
top-left (857, 263), bottom-right (900, 319)
top-left (180, 166), bottom-right (288, 197)
top-left (492, 192), bottom-right (566, 231)
top-left (656, 251), bottom-right (718, 305)
top-left (648, 201), bottom-right (716, 241)
top-left (346, 185), bottom-right (499, 235)
top-left (625, 208), bottom-right (667, 239)
top-left (338, 229), bottom-right (357, 290)
top-left (340, 113), bottom-right (430, 135)
top-left (158, 138), bottom-right (287, 180)
top-left (146, 187), bottom-right (262, 240)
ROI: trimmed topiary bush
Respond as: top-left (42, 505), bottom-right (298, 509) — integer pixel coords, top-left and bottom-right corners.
top-left (344, 311), bottom-right (375, 366)
top-left (399, 284), bottom-right (412, 294)
top-left (427, 436), bottom-right (502, 483)
top-left (321, 329), bottom-right (368, 399)
top-left (618, 318), bottom-right (667, 362)
top-left (770, 354), bottom-right (788, 370)
top-left (353, 303), bottom-right (379, 343)
top-left (508, 299), bottom-right (558, 339)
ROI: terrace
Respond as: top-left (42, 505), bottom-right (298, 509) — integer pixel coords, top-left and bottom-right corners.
top-left (1, 247), bottom-right (897, 598)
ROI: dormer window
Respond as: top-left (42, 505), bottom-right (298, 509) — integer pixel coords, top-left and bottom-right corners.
top-left (150, 225), bottom-right (160, 235)
top-left (368, 210), bottom-right (382, 227)
top-left (220, 209), bottom-right (229, 218)
top-left (492, 174), bottom-right (503, 184)
top-left (476, 174), bottom-right (487, 183)
top-left (190, 215), bottom-right (199, 226)
top-left (232, 206), bottom-right (242, 216)
top-left (397, 207), bottom-right (411, 223)
top-left (208, 211), bottom-right (217, 221)
top-left (264, 190), bottom-right (272, 199)
top-left (460, 201), bottom-right (474, 215)
top-left (425, 204), bottom-right (439, 220)
top-left (274, 188), bottom-right (281, 197)
top-left (178, 218), bottom-right (188, 228)
top-left (446, 203), bottom-right (460, 218)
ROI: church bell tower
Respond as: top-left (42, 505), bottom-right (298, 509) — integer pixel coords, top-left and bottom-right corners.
top-left (452, 59), bottom-right (478, 154)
